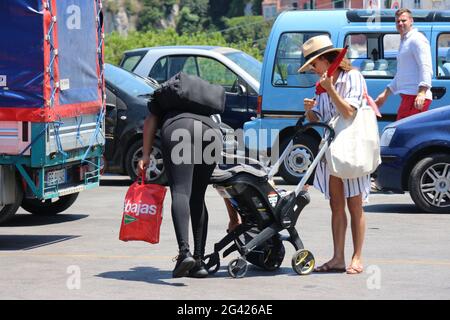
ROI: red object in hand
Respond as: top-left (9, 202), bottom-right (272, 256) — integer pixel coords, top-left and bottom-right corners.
top-left (119, 173), bottom-right (167, 244)
top-left (315, 46), bottom-right (348, 95)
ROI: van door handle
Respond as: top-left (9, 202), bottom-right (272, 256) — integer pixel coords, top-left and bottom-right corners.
top-left (431, 87), bottom-right (446, 100)
top-left (230, 107), bottom-right (246, 112)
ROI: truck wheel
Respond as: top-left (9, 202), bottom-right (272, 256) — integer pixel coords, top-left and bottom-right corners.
top-left (0, 204), bottom-right (19, 224)
top-left (278, 134), bottom-right (319, 185)
top-left (21, 193), bottom-right (79, 216)
top-left (409, 154), bottom-right (450, 213)
top-left (0, 175), bottom-right (23, 224)
top-left (125, 139), bottom-right (167, 185)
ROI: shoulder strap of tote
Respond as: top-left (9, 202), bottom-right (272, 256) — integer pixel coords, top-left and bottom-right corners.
top-left (361, 74), bottom-right (381, 117)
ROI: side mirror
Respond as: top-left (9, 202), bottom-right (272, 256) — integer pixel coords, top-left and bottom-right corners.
top-left (237, 84), bottom-right (247, 95)
top-left (106, 103), bottom-right (116, 111)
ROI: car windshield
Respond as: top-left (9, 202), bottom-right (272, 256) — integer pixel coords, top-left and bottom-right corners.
top-left (223, 51), bottom-right (262, 82)
top-left (105, 64), bottom-right (158, 97)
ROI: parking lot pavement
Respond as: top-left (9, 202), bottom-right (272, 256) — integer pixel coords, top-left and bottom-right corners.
top-left (0, 174), bottom-right (449, 300)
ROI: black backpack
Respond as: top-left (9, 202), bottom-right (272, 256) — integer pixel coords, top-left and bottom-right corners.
top-left (152, 72), bottom-right (226, 116)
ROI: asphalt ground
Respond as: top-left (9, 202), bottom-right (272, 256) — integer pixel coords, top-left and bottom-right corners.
top-left (0, 174), bottom-right (449, 300)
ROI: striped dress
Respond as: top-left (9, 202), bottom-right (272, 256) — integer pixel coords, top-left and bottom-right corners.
top-left (311, 69), bottom-right (371, 201)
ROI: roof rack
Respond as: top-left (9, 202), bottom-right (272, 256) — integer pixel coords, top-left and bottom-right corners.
top-left (346, 9), bottom-right (443, 23)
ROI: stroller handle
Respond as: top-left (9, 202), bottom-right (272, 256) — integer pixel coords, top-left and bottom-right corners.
top-left (267, 117), bottom-right (335, 181)
top-left (294, 116), bottom-right (335, 145)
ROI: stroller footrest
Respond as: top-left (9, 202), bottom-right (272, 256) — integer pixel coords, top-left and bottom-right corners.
top-left (223, 243), bottom-right (238, 258)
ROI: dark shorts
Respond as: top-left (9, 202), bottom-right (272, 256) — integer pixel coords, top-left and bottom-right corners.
top-left (397, 94), bottom-right (432, 121)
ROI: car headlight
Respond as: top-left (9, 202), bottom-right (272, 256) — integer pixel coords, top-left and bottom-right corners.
top-left (380, 127), bottom-right (396, 147)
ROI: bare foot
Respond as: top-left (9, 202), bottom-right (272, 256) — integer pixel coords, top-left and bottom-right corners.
top-left (346, 258), bottom-right (363, 274)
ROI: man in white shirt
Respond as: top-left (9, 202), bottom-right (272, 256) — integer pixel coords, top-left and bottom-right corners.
top-left (374, 8), bottom-right (433, 120)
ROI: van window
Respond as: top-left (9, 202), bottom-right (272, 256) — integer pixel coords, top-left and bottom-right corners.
top-left (437, 33), bottom-right (450, 78)
top-left (382, 34), bottom-right (400, 77)
top-left (272, 32), bottom-right (327, 87)
top-left (345, 34), bottom-right (368, 71)
top-left (344, 33), bottom-right (399, 78)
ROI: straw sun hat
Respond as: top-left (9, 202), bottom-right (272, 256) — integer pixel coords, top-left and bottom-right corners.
top-left (298, 35), bottom-right (343, 73)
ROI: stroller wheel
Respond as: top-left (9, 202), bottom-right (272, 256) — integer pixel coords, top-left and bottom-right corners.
top-left (228, 258), bottom-right (248, 278)
top-left (291, 250), bottom-right (315, 275)
top-left (204, 252), bottom-right (221, 275)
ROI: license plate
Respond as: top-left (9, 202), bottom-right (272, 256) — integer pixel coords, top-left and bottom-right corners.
top-left (46, 169), bottom-right (66, 186)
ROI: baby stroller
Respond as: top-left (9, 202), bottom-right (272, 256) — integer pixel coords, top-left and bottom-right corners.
top-left (204, 117), bottom-right (335, 278)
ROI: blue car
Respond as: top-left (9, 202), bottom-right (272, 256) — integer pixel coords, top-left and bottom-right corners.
top-left (375, 106), bottom-right (450, 213)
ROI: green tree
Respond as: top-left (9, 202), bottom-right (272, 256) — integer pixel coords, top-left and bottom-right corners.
top-left (176, 7), bottom-right (200, 34)
top-left (177, 0), bottom-right (210, 34)
top-left (221, 15), bottom-right (273, 54)
top-left (105, 28), bottom-right (263, 66)
top-left (136, 0), bottom-right (177, 31)
top-left (252, 0), bottom-right (263, 15)
top-left (181, 0), bottom-right (209, 16)
top-left (228, 0), bottom-right (245, 17)
top-left (208, 0), bottom-right (230, 29)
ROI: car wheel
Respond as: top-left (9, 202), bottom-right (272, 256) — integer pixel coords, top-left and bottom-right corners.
top-left (408, 153), bottom-right (450, 213)
top-left (278, 134), bottom-right (319, 185)
top-left (125, 139), bottom-right (167, 185)
top-left (21, 193), bottom-right (79, 215)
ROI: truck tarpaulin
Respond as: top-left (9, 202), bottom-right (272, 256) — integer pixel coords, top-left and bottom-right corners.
top-left (0, 0), bottom-right (104, 122)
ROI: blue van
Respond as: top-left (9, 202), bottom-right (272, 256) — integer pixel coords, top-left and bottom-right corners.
top-left (244, 9), bottom-right (450, 184)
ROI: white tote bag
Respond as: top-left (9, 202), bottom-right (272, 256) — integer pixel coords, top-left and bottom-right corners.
top-left (325, 99), bottom-right (381, 179)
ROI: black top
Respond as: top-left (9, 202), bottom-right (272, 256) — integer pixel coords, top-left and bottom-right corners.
top-left (147, 98), bottom-right (220, 130)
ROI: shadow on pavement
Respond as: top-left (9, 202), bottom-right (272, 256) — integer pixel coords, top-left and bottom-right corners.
top-left (364, 203), bottom-right (430, 214)
top-left (0, 214), bottom-right (89, 227)
top-left (210, 266), bottom-right (296, 278)
top-left (97, 267), bottom-right (187, 287)
top-left (0, 235), bottom-right (80, 250)
top-left (100, 179), bottom-right (132, 187)
top-left (97, 265), bottom-right (294, 285)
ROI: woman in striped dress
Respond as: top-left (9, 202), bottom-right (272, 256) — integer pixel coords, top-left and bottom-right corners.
top-left (299, 35), bottom-right (369, 275)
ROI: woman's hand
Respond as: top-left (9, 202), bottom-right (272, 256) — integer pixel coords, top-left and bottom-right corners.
top-left (304, 98), bottom-right (316, 112)
top-left (319, 72), bottom-right (334, 93)
top-left (304, 98), bottom-right (319, 122)
top-left (138, 155), bottom-right (150, 175)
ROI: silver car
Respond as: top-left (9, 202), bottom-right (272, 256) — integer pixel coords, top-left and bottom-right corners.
top-left (119, 45), bottom-right (261, 129)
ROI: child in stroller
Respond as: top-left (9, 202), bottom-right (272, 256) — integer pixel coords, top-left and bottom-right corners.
top-left (204, 117), bottom-right (334, 278)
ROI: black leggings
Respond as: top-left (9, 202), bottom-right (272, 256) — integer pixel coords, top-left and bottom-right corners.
top-left (161, 117), bottom-right (220, 257)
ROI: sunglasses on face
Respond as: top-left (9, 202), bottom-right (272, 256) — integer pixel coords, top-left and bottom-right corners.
top-left (311, 60), bottom-right (319, 69)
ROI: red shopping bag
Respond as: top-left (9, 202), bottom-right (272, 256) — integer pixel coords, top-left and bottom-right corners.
top-left (119, 175), bottom-right (167, 244)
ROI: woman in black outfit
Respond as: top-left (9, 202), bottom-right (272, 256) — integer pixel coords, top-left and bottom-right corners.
top-left (138, 101), bottom-right (222, 278)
